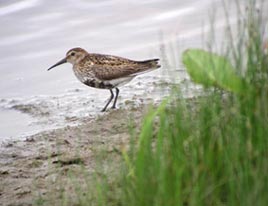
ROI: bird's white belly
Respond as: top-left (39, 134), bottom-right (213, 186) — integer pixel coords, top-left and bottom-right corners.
top-left (105, 76), bottom-right (135, 87)
top-left (73, 67), bottom-right (135, 88)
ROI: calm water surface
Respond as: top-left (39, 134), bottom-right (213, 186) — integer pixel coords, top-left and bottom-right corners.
top-left (0, 0), bottom-right (251, 140)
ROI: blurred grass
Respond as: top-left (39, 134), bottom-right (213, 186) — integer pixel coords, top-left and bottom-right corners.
top-left (40, 0), bottom-right (268, 205)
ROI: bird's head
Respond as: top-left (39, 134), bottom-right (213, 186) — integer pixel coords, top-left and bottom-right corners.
top-left (47, 47), bottom-right (88, 71)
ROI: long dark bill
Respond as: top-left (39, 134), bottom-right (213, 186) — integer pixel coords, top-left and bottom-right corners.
top-left (47, 57), bottom-right (67, 71)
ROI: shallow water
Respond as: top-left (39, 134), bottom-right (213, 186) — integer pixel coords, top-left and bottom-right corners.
top-left (0, 0), bottom-right (255, 140)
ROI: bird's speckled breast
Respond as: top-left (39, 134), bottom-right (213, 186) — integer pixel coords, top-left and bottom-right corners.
top-left (73, 66), bottom-right (87, 83)
top-left (72, 63), bottom-right (95, 82)
top-left (72, 65), bottom-right (114, 89)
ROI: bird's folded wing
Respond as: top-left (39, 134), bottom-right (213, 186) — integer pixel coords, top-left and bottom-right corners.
top-left (86, 54), bottom-right (159, 81)
top-left (91, 64), bottom-right (144, 80)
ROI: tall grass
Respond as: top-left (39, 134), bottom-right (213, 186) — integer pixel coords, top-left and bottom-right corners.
top-left (112, 1), bottom-right (268, 205)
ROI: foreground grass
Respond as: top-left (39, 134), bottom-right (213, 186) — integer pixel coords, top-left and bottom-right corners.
top-left (42, 1), bottom-right (268, 205)
top-left (120, 91), bottom-right (268, 205)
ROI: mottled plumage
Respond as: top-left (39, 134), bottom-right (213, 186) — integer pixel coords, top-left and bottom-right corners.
top-left (48, 47), bottom-right (160, 112)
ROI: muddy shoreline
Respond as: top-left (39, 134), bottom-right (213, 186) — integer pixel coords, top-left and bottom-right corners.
top-left (0, 105), bottom-right (148, 206)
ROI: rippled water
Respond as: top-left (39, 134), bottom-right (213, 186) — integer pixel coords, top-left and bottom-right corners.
top-left (0, 0), bottom-right (253, 140)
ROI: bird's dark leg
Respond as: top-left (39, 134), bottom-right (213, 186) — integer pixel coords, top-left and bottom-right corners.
top-left (101, 89), bottom-right (114, 112)
top-left (111, 88), bottom-right (120, 109)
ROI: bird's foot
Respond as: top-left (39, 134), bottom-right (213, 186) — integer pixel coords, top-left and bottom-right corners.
top-left (111, 106), bottom-right (116, 109)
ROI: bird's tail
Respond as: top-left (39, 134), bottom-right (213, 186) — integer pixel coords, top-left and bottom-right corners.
top-left (129, 58), bottom-right (161, 77)
top-left (139, 58), bottom-right (161, 69)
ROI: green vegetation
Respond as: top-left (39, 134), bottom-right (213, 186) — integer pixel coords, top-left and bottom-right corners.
top-left (42, 1), bottom-right (268, 205)
top-left (182, 49), bottom-right (247, 94)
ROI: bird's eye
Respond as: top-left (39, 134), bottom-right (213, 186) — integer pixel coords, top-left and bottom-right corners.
top-left (71, 52), bottom-right (75, 56)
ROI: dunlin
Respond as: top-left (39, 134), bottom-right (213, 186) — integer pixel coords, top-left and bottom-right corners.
top-left (48, 47), bottom-right (160, 112)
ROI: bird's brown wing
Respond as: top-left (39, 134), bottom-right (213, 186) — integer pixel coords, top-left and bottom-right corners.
top-left (87, 53), bottom-right (159, 80)
top-left (91, 65), bottom-right (143, 80)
